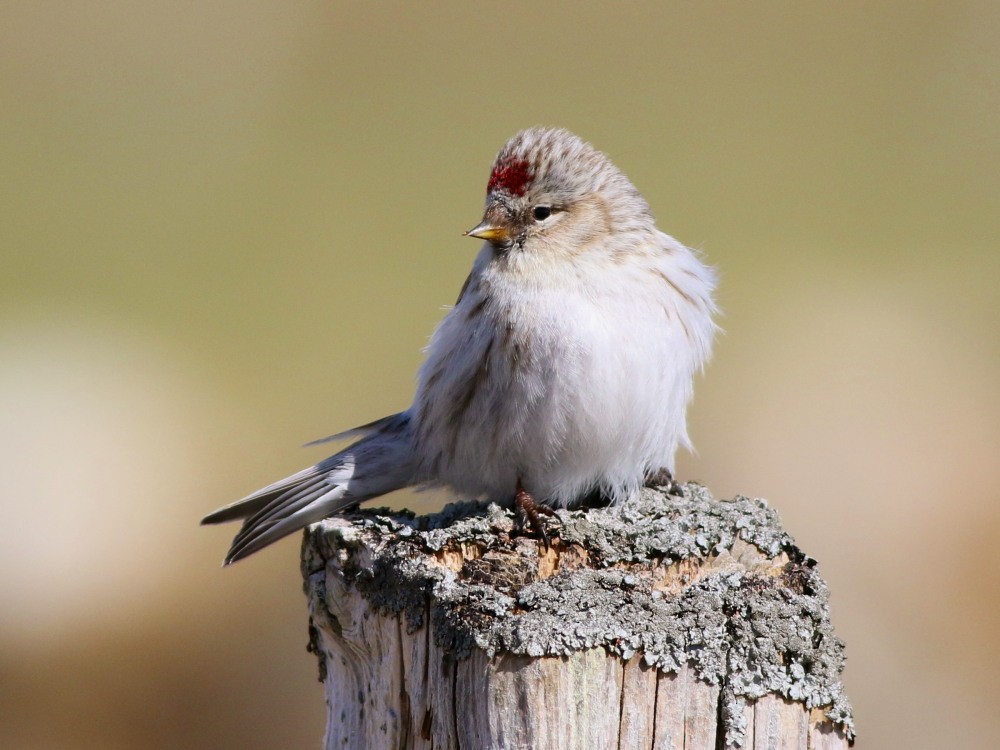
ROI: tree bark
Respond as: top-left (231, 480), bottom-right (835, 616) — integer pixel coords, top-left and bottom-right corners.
top-left (301, 484), bottom-right (854, 749)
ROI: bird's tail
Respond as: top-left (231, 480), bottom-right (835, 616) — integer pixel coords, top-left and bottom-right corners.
top-left (202, 412), bottom-right (415, 565)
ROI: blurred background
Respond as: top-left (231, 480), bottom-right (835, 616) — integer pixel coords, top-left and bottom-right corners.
top-left (2, 1), bottom-right (997, 747)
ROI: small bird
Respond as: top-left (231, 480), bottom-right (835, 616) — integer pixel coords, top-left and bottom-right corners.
top-left (203, 127), bottom-right (717, 564)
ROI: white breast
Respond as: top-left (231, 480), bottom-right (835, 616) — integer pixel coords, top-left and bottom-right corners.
top-left (411, 233), bottom-right (716, 506)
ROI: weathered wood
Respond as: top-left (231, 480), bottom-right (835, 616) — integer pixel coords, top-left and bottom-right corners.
top-left (619, 656), bottom-right (656, 748)
top-left (753, 694), bottom-right (807, 750)
top-left (302, 485), bottom-right (855, 749)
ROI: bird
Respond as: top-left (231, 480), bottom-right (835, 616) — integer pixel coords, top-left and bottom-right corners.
top-left (202, 127), bottom-right (718, 564)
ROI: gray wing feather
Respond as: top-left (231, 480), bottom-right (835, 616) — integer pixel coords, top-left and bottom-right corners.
top-left (200, 466), bottom-right (319, 525)
top-left (225, 485), bottom-right (351, 564)
top-left (303, 412), bottom-right (406, 447)
top-left (202, 411), bottom-right (416, 564)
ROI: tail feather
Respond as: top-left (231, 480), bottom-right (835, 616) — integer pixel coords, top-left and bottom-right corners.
top-left (237, 474), bottom-right (329, 531)
top-left (200, 466), bottom-right (318, 525)
top-left (225, 485), bottom-right (352, 564)
top-left (202, 411), bottom-right (416, 564)
top-left (229, 474), bottom-right (343, 550)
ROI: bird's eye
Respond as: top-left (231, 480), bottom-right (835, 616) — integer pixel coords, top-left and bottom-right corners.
top-left (532, 206), bottom-right (552, 221)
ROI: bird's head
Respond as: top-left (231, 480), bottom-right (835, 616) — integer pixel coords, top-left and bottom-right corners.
top-left (465, 127), bottom-right (653, 257)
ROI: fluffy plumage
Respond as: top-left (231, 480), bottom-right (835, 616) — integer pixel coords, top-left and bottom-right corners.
top-left (202, 127), bottom-right (717, 564)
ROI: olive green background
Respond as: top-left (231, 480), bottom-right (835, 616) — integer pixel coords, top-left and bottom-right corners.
top-left (2, 2), bottom-right (997, 748)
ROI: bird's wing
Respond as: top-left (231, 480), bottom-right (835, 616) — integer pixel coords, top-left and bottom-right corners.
top-left (303, 412), bottom-right (405, 447)
top-left (202, 412), bottom-right (416, 564)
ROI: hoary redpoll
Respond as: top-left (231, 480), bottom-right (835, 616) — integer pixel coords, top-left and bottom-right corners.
top-left (203, 127), bottom-right (718, 564)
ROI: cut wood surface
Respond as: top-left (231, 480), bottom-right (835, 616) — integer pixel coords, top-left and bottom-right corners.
top-left (302, 484), bottom-right (854, 749)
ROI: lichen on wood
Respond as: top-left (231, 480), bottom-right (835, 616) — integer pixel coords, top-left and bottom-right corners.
top-left (302, 484), bottom-right (854, 747)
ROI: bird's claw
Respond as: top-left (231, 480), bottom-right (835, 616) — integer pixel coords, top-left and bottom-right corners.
top-left (646, 468), bottom-right (684, 496)
top-left (514, 480), bottom-right (556, 550)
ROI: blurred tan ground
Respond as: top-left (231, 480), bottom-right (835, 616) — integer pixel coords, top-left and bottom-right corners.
top-left (2, 2), bottom-right (997, 748)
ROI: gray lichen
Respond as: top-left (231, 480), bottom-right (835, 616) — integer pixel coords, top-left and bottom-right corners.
top-left (302, 483), bottom-right (855, 745)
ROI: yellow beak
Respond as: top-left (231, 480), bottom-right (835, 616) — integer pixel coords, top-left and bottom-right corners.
top-left (463, 221), bottom-right (512, 243)
top-left (464, 202), bottom-right (515, 244)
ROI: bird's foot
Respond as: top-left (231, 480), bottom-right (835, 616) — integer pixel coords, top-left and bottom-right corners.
top-left (646, 468), bottom-right (684, 496)
top-left (514, 479), bottom-right (556, 549)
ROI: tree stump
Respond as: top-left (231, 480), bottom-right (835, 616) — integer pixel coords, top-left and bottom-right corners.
top-left (301, 484), bottom-right (855, 749)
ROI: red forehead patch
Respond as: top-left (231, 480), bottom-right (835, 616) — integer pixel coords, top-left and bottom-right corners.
top-left (487, 157), bottom-right (533, 196)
